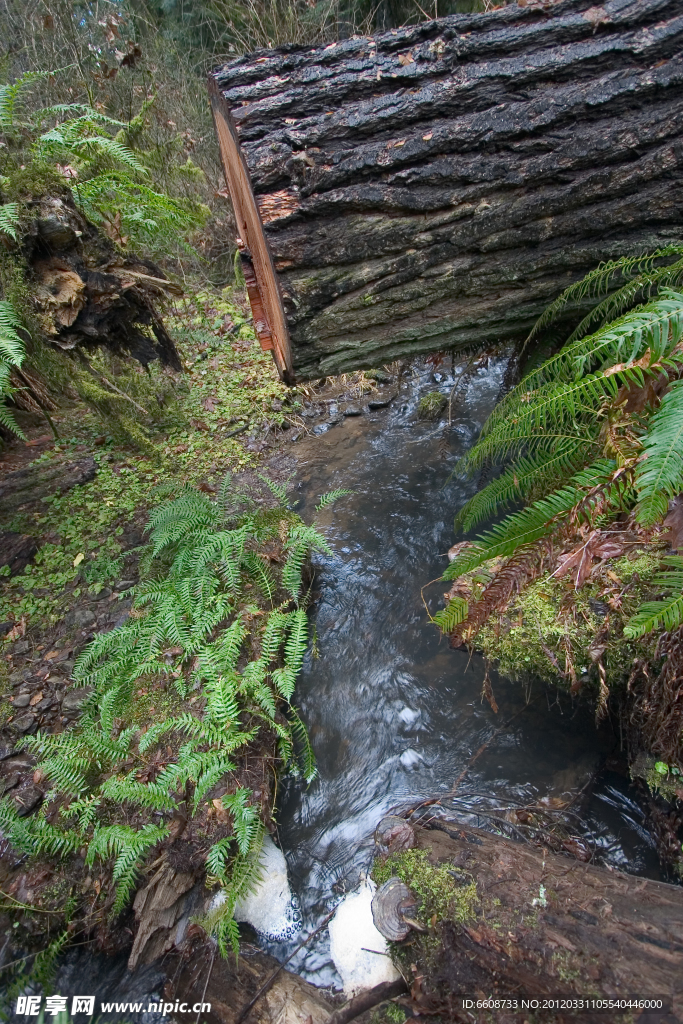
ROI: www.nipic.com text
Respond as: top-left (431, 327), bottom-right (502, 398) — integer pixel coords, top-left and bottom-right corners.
top-left (15, 997), bottom-right (211, 1016)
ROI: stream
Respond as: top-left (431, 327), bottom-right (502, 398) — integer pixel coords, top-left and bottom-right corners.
top-left (44, 358), bottom-right (664, 1011)
top-left (263, 357), bottom-right (663, 988)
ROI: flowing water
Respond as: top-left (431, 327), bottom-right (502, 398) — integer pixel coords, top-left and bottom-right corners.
top-left (263, 357), bottom-right (662, 987)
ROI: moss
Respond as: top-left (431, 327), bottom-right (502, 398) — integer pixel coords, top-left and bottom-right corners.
top-left (373, 848), bottom-right (477, 924)
top-left (1, 163), bottom-right (69, 203)
top-left (475, 548), bottom-right (663, 693)
top-left (417, 391), bottom-right (447, 419)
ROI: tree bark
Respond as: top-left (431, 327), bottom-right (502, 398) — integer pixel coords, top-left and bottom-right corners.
top-left (210, 0), bottom-right (683, 381)
top-left (400, 821), bottom-right (683, 1023)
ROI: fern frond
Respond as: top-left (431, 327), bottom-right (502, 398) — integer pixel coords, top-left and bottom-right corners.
top-left (635, 380), bottom-right (683, 525)
top-left (315, 489), bottom-right (351, 511)
top-left (0, 203), bottom-right (20, 242)
top-left (474, 293), bottom-right (683, 467)
top-left (0, 299), bottom-right (26, 366)
top-left (221, 789), bottom-right (259, 856)
top-left (444, 461), bottom-right (620, 580)
top-left (288, 706), bottom-right (317, 782)
top-left (566, 257), bottom-right (683, 343)
top-left (258, 473), bottom-right (290, 508)
top-left (624, 556), bottom-right (683, 636)
top-left (526, 246), bottom-right (683, 343)
top-left (433, 596), bottom-right (468, 632)
top-left (455, 439), bottom-right (596, 532)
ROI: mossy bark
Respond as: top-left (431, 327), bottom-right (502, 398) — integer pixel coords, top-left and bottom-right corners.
top-left (377, 821), bottom-right (683, 1023)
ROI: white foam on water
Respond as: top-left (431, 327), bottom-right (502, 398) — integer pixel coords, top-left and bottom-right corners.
top-left (328, 878), bottom-right (400, 997)
top-left (213, 836), bottom-right (301, 941)
top-left (399, 748), bottom-right (423, 769)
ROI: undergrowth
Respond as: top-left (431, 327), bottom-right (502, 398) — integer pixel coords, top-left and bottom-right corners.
top-left (0, 474), bottom-right (340, 956)
top-left (433, 249), bottom-right (683, 748)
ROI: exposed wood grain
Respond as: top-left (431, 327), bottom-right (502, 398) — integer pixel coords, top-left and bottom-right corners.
top-left (208, 79), bottom-right (294, 383)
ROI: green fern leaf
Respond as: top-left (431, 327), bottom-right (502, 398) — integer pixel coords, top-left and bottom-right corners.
top-left (635, 380), bottom-right (683, 525)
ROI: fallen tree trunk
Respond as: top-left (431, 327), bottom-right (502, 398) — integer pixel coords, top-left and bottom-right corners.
top-left (380, 819), bottom-right (683, 1023)
top-left (209, 0), bottom-right (683, 382)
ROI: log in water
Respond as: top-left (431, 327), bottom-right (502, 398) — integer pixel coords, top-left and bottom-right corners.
top-left (210, 0), bottom-right (683, 381)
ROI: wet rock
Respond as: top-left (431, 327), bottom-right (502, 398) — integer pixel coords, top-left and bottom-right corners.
top-left (1, 772), bottom-right (20, 794)
top-left (34, 697), bottom-right (53, 712)
top-left (367, 395), bottom-right (395, 410)
top-left (343, 406), bottom-right (362, 416)
top-left (115, 580), bottom-right (135, 591)
top-left (589, 598), bottom-right (610, 618)
top-left (13, 784), bottom-right (43, 817)
top-left (0, 621), bottom-right (13, 636)
top-left (110, 611), bottom-right (130, 630)
top-left (0, 746), bottom-right (15, 760)
top-left (92, 587), bottom-right (112, 601)
top-left (67, 608), bottom-right (96, 628)
top-left (62, 689), bottom-right (91, 713)
top-left (313, 423), bottom-right (331, 435)
top-left (10, 713), bottom-right (36, 734)
top-left (13, 694), bottom-right (31, 708)
top-left (0, 532), bottom-right (40, 576)
top-left (374, 815), bottom-right (416, 857)
top-left (12, 640), bottom-right (29, 655)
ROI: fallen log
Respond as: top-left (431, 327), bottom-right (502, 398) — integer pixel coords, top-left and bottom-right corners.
top-left (209, 0), bottom-right (683, 382)
top-left (377, 818), bottom-right (683, 1023)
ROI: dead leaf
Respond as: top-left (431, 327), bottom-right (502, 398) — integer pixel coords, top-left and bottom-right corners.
top-left (6, 617), bottom-right (26, 642)
top-left (422, 132), bottom-right (433, 141)
top-left (29, 692), bottom-right (43, 706)
top-left (545, 928), bottom-right (577, 951)
top-left (211, 797), bottom-right (229, 823)
top-left (397, 53), bottom-right (414, 65)
top-left (588, 643), bottom-right (606, 663)
top-left (44, 650), bottom-right (60, 661)
top-left (202, 396), bottom-right (217, 412)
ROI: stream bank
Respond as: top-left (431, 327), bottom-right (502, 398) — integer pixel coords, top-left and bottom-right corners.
top-left (0, 340), bottom-right (681, 1021)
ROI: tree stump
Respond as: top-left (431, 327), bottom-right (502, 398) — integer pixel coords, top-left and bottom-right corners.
top-left (210, 0), bottom-right (683, 381)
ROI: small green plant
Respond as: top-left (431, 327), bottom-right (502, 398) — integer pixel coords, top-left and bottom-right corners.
top-left (0, 71), bottom-right (207, 256)
top-left (0, 476), bottom-right (343, 956)
top-left (417, 391), bottom-right (446, 419)
top-left (0, 297), bottom-right (26, 436)
top-left (437, 251), bottom-right (683, 654)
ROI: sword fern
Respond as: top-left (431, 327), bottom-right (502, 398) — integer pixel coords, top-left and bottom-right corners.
top-left (442, 252), bottom-right (683, 647)
top-left (0, 474), bottom-right (340, 942)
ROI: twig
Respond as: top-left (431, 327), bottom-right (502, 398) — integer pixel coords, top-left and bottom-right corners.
top-left (195, 945), bottom-right (215, 1024)
top-left (327, 979), bottom-right (408, 1024)
top-left (224, 422), bottom-right (248, 438)
top-left (235, 908), bottom-right (337, 1024)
